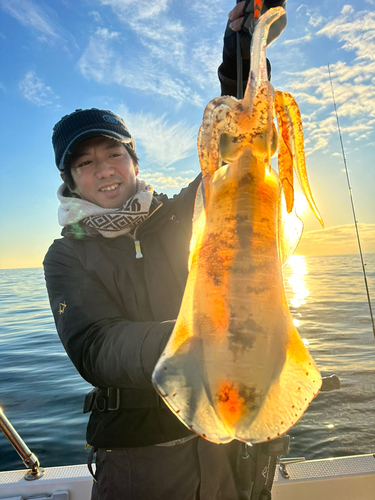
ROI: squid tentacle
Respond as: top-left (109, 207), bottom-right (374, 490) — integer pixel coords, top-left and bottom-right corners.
top-left (275, 90), bottom-right (324, 227)
top-left (198, 96), bottom-right (238, 180)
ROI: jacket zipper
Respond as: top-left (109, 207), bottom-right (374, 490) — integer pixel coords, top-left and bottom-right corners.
top-left (129, 202), bottom-right (164, 259)
top-left (132, 237), bottom-right (143, 259)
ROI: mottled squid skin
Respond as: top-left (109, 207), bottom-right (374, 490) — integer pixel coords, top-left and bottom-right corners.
top-left (152, 7), bottom-right (323, 444)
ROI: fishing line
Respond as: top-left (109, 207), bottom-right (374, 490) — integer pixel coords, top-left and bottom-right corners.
top-left (327, 63), bottom-right (375, 339)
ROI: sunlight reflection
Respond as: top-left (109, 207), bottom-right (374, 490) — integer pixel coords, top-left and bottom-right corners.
top-left (286, 255), bottom-right (309, 308)
top-left (294, 191), bottom-right (309, 217)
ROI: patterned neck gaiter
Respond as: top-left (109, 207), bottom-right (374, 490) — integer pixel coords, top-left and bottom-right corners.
top-left (57, 179), bottom-right (160, 238)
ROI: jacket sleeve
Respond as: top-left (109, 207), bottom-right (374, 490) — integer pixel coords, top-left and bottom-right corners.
top-left (44, 240), bottom-right (175, 391)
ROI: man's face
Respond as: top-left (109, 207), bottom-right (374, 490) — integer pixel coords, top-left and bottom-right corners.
top-left (64, 136), bottom-right (139, 209)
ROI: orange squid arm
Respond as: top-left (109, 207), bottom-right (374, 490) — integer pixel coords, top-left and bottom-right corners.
top-left (274, 94), bottom-right (294, 213)
top-left (275, 90), bottom-right (324, 227)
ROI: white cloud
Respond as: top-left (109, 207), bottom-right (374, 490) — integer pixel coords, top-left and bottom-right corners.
top-left (308, 14), bottom-right (323, 28)
top-left (114, 103), bottom-right (200, 193)
top-left (77, 0), bottom-right (223, 102)
top-left (284, 59), bottom-right (375, 154)
top-left (283, 34), bottom-right (312, 45)
top-left (0, 0), bottom-right (60, 39)
top-left (188, 0), bottom-right (225, 27)
top-left (97, 0), bottom-right (186, 74)
top-left (191, 37), bottom-right (223, 89)
top-left (295, 223), bottom-right (375, 255)
top-left (89, 11), bottom-right (102, 23)
top-left (141, 171), bottom-right (195, 191)
top-left (98, 0), bottom-right (169, 21)
top-left (78, 28), bottom-right (203, 105)
top-left (317, 8), bottom-right (375, 62)
top-left (77, 29), bottom-right (117, 83)
top-left (341, 5), bottom-right (354, 16)
top-left (95, 27), bottom-right (119, 40)
top-left (117, 104), bottom-right (197, 168)
top-left (277, 4), bottom-right (375, 156)
top-left (283, 4), bottom-right (324, 47)
top-left (296, 5), bottom-right (307, 13)
top-left (19, 71), bottom-right (58, 106)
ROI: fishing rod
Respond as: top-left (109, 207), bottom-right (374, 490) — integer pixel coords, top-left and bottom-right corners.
top-left (327, 63), bottom-right (375, 339)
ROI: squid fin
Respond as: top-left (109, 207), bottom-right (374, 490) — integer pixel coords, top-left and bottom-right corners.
top-left (236, 324), bottom-right (322, 443)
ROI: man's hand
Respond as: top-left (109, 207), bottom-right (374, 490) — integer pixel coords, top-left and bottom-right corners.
top-left (227, 1), bottom-right (286, 37)
top-left (228, 1), bottom-right (246, 32)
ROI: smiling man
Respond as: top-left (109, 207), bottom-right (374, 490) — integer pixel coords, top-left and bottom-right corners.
top-left (43, 2), bottom-right (287, 499)
top-left (44, 108), bottom-right (229, 498)
top-left (67, 136), bottom-right (139, 209)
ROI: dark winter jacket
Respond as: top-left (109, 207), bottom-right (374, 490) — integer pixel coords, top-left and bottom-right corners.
top-left (43, 175), bottom-right (202, 448)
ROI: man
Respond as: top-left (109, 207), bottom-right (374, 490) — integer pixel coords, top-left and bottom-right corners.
top-left (44, 2), bottom-right (287, 499)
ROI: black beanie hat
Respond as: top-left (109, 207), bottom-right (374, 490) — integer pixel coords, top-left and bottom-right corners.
top-left (52, 108), bottom-right (136, 171)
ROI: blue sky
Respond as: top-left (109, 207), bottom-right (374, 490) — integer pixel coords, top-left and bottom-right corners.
top-left (0, 0), bottom-right (374, 268)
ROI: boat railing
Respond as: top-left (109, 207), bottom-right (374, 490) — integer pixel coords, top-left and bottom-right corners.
top-left (0, 407), bottom-right (45, 481)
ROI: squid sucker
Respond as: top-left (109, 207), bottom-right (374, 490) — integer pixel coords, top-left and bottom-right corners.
top-left (152, 7), bottom-right (323, 445)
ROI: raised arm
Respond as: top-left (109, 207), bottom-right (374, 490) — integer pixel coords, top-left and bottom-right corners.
top-left (218, 0), bottom-right (287, 96)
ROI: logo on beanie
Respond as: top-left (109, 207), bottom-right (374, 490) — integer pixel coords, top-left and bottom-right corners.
top-left (103, 114), bottom-right (118, 124)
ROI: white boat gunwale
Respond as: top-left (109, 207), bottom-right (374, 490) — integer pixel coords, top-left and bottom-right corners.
top-left (1, 453), bottom-right (375, 500)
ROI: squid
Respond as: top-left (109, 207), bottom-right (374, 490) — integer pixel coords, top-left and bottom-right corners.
top-left (152, 7), bottom-right (324, 445)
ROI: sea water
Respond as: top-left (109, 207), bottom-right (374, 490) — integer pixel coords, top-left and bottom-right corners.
top-left (0, 254), bottom-right (374, 472)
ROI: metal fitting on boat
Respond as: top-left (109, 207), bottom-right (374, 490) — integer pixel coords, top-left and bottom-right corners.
top-left (279, 457), bottom-right (306, 479)
top-left (0, 407), bottom-right (45, 481)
